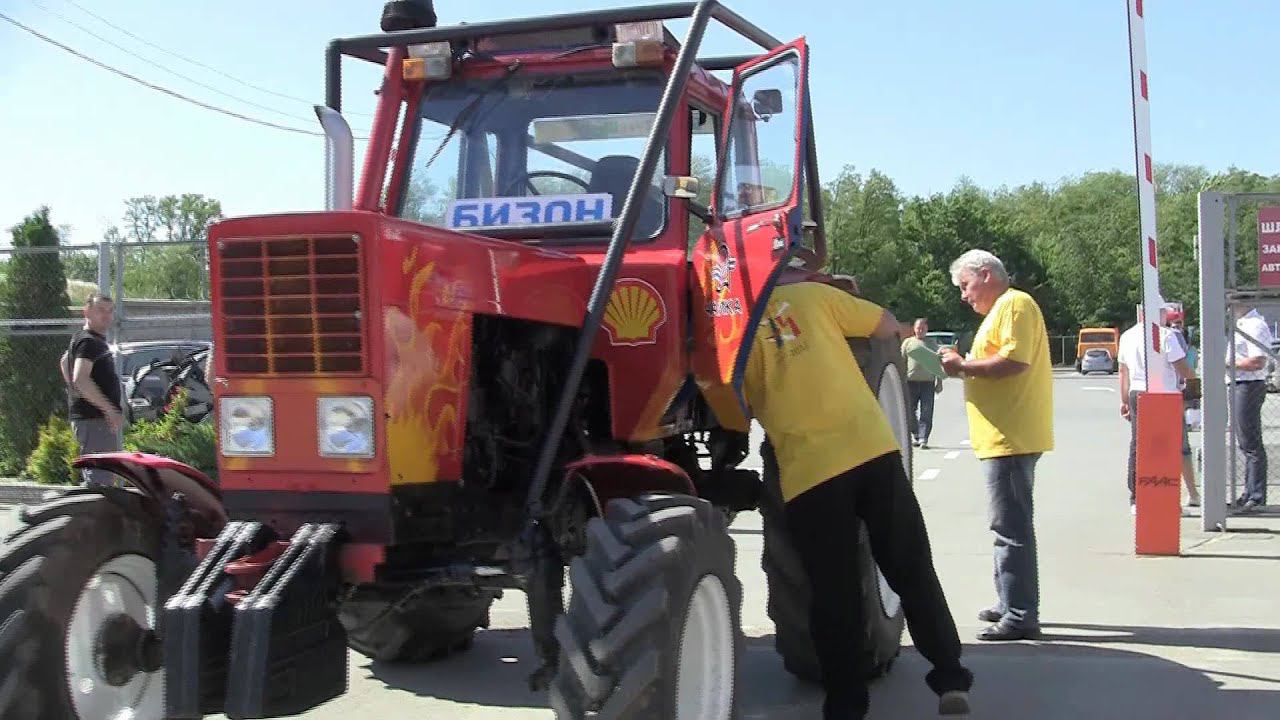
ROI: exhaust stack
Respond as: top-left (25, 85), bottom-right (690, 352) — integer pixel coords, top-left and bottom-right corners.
top-left (315, 105), bottom-right (354, 211)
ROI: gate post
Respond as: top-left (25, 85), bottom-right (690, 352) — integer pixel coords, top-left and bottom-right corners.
top-left (1198, 191), bottom-right (1228, 531)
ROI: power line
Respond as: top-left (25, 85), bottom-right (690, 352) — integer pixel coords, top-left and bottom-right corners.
top-left (0, 12), bottom-right (333, 138)
top-left (26, 0), bottom-right (324, 126)
top-left (59, 0), bottom-right (374, 118)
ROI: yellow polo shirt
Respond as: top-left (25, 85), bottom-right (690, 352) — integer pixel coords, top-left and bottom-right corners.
top-left (743, 282), bottom-right (900, 502)
top-left (964, 288), bottom-right (1054, 459)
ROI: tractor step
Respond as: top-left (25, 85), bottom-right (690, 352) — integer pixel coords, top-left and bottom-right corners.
top-left (165, 521), bottom-right (272, 718)
top-left (224, 522), bottom-right (348, 719)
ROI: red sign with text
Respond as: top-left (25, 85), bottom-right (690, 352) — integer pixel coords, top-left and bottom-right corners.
top-left (1260, 206), bottom-right (1280, 286)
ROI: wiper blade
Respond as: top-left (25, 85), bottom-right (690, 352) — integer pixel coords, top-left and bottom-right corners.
top-left (421, 60), bottom-right (524, 171)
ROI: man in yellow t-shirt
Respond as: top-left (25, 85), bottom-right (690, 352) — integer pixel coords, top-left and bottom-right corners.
top-left (939, 249), bottom-right (1053, 643)
top-left (744, 273), bottom-right (972, 719)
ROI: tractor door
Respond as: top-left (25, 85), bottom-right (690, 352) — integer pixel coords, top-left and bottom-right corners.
top-left (691, 40), bottom-right (811, 429)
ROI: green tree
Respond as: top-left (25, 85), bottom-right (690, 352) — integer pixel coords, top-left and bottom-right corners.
top-left (111, 194), bottom-right (222, 300)
top-left (0, 208), bottom-right (72, 473)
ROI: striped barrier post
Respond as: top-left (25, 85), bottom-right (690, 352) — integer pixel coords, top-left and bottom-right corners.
top-left (1127, 0), bottom-right (1181, 555)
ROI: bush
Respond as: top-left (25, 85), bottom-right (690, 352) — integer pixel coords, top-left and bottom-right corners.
top-left (125, 391), bottom-right (218, 482)
top-left (24, 390), bottom-right (218, 485)
top-left (25, 415), bottom-right (78, 485)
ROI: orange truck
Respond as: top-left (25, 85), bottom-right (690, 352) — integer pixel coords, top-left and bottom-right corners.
top-left (1076, 327), bottom-right (1119, 373)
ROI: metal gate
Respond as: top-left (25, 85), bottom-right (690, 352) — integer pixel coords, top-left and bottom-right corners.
top-left (1197, 191), bottom-right (1280, 530)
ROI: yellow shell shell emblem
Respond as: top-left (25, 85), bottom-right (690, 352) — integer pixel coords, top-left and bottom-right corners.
top-left (602, 278), bottom-right (667, 346)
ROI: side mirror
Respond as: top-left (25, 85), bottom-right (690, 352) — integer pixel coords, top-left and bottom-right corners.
top-left (662, 175), bottom-right (701, 199)
top-left (752, 89), bottom-right (784, 118)
top-left (665, 176), bottom-right (711, 223)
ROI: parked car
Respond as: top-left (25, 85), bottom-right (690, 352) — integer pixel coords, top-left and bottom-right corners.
top-left (1080, 347), bottom-right (1116, 374)
top-left (112, 340), bottom-right (211, 419)
top-left (1076, 327), bottom-right (1119, 373)
top-left (126, 346), bottom-right (213, 423)
top-left (1267, 340), bottom-right (1280, 393)
top-left (924, 331), bottom-right (958, 352)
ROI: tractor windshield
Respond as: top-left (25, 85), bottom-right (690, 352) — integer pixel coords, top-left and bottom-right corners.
top-left (398, 71), bottom-right (669, 240)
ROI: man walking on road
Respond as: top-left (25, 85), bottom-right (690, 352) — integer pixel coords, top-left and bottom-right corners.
top-left (902, 318), bottom-right (944, 449)
top-left (940, 250), bottom-right (1053, 642)
top-left (59, 295), bottom-right (123, 487)
top-left (1230, 305), bottom-right (1273, 511)
top-left (1118, 308), bottom-right (1200, 513)
top-left (744, 272), bottom-right (972, 718)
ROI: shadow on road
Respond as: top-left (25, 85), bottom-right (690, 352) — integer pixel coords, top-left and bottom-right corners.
top-left (1040, 622), bottom-right (1280, 654)
top-left (1181, 552), bottom-right (1280, 561)
top-left (360, 627), bottom-right (1279, 719)
top-left (364, 628), bottom-right (548, 709)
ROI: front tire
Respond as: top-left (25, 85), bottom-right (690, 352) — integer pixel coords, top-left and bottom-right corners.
top-left (759, 336), bottom-right (909, 683)
top-left (550, 494), bottom-right (742, 719)
top-left (0, 489), bottom-right (164, 720)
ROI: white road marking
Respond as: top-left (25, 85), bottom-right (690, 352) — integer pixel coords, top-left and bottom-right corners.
top-left (944, 451), bottom-right (960, 460)
top-left (919, 468), bottom-right (940, 481)
top-left (960, 439), bottom-right (971, 446)
top-left (1083, 387), bottom-right (1117, 393)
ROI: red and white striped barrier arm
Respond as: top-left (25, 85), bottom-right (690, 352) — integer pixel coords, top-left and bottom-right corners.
top-left (1126, 0), bottom-right (1166, 390)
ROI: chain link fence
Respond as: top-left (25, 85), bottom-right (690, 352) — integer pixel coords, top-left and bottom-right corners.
top-left (1219, 195), bottom-right (1280, 512)
top-left (1221, 298), bottom-right (1280, 508)
top-left (1048, 335), bottom-right (1081, 368)
top-left (0, 240), bottom-right (212, 477)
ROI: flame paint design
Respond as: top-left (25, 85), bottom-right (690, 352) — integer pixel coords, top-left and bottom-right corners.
top-left (385, 247), bottom-right (470, 485)
top-left (602, 278), bottom-right (667, 346)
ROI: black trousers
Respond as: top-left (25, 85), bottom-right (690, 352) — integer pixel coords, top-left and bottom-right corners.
top-left (786, 452), bottom-right (973, 718)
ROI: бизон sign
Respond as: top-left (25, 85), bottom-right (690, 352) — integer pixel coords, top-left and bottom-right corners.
top-left (1259, 206), bottom-right (1280, 286)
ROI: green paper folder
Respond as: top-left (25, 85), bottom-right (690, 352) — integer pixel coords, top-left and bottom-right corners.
top-left (906, 344), bottom-right (947, 381)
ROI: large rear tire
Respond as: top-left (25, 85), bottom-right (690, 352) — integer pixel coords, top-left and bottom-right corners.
top-left (759, 336), bottom-right (910, 683)
top-left (550, 494), bottom-right (742, 719)
top-left (340, 586), bottom-right (499, 663)
top-left (0, 489), bottom-right (165, 720)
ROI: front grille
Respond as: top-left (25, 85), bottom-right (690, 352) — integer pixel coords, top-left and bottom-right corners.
top-left (217, 235), bottom-right (364, 374)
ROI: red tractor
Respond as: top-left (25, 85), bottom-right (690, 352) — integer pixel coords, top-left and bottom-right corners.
top-left (0, 2), bottom-right (913, 718)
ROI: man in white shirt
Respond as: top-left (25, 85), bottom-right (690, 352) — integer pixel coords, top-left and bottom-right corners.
top-left (1230, 307), bottom-right (1274, 512)
top-left (1118, 313), bottom-right (1198, 512)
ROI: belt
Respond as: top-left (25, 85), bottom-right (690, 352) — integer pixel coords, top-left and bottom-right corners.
top-left (1233, 379), bottom-right (1265, 384)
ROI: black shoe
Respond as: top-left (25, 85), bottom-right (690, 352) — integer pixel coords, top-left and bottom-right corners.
top-left (977, 606), bottom-right (1002, 623)
top-left (977, 621), bottom-right (1039, 642)
top-left (938, 690), bottom-right (970, 716)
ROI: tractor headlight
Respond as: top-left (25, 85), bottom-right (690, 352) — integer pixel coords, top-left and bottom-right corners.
top-left (318, 396), bottom-right (374, 458)
top-left (220, 397), bottom-right (274, 456)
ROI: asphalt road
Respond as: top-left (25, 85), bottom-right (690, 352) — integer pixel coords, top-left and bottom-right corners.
top-left (4, 371), bottom-right (1280, 719)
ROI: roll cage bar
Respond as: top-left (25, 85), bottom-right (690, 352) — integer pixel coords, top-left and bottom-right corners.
top-left (324, 1), bottom-right (827, 521)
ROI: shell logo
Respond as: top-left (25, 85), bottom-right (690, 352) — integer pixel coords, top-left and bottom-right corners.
top-left (602, 278), bottom-right (667, 346)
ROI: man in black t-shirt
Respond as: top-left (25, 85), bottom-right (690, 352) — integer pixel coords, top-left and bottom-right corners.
top-left (59, 295), bottom-right (123, 486)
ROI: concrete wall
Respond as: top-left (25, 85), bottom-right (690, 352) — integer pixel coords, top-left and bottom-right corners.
top-left (119, 299), bottom-right (212, 343)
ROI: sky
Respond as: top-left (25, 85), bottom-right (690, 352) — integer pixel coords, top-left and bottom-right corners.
top-left (1, 0), bottom-right (1277, 245)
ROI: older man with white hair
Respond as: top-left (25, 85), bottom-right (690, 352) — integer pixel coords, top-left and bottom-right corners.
top-left (939, 249), bottom-right (1054, 642)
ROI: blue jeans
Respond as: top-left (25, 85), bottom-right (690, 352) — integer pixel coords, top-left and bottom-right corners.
top-left (1233, 380), bottom-right (1268, 503)
top-left (983, 454), bottom-right (1040, 629)
top-left (908, 381), bottom-right (936, 443)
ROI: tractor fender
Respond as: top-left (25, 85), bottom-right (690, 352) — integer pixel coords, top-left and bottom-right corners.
top-left (74, 452), bottom-right (228, 537)
top-left (562, 454), bottom-right (696, 511)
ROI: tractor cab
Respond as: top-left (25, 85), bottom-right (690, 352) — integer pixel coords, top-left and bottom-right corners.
top-left (327, 6), bottom-right (829, 435)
